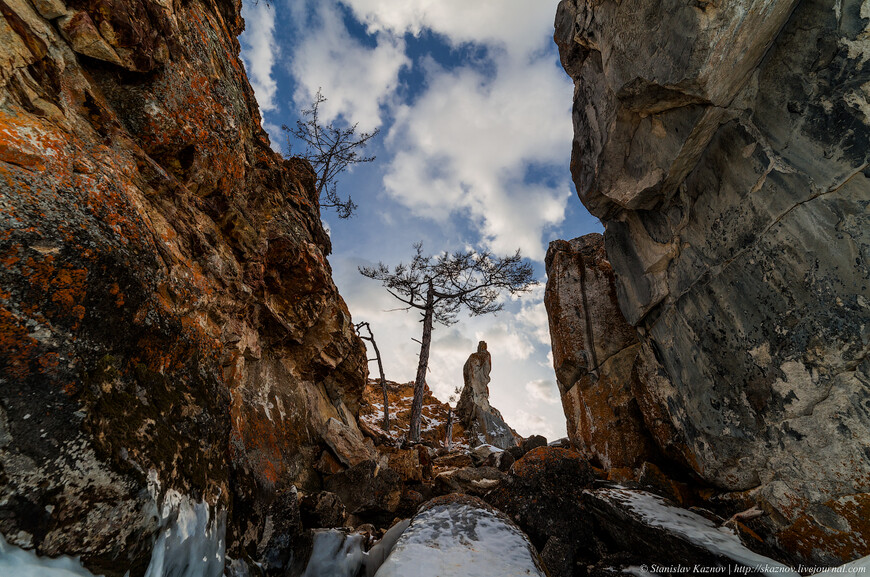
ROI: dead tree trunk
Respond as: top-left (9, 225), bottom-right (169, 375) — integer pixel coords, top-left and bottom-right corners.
top-left (409, 282), bottom-right (435, 443)
top-left (356, 321), bottom-right (390, 430)
top-left (445, 408), bottom-right (454, 451)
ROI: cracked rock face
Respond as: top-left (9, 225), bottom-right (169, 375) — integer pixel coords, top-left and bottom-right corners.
top-left (544, 234), bottom-right (657, 470)
top-left (0, 0), bottom-right (367, 573)
top-left (555, 0), bottom-right (870, 564)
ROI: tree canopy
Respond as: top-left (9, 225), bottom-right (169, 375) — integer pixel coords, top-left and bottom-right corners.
top-left (283, 89), bottom-right (379, 219)
top-left (359, 242), bottom-right (537, 442)
top-left (359, 242), bottom-right (537, 325)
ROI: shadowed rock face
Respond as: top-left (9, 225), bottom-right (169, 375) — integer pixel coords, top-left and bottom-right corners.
top-left (554, 0), bottom-right (870, 564)
top-left (0, 0), bottom-right (367, 572)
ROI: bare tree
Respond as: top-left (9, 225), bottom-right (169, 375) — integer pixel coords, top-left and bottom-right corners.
top-left (359, 243), bottom-right (537, 442)
top-left (446, 386), bottom-right (461, 450)
top-left (283, 89), bottom-right (379, 219)
top-left (355, 321), bottom-right (389, 430)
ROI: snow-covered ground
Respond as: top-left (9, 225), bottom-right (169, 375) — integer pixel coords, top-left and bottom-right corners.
top-left (373, 500), bottom-right (545, 577)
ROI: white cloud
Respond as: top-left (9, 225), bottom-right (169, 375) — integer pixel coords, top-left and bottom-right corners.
top-left (508, 408), bottom-right (558, 440)
top-left (515, 285), bottom-right (552, 347)
top-left (340, 0), bottom-right (556, 57)
top-left (525, 379), bottom-right (559, 404)
top-left (382, 52), bottom-right (573, 261)
top-left (240, 2), bottom-right (279, 112)
top-left (287, 0), bottom-right (410, 131)
top-left (475, 323), bottom-right (534, 361)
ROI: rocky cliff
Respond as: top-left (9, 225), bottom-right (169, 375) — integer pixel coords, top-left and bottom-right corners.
top-left (0, 0), bottom-right (368, 573)
top-left (552, 0), bottom-right (870, 564)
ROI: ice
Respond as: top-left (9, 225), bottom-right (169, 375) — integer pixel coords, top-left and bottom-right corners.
top-left (373, 502), bottom-right (545, 577)
top-left (302, 531), bottom-right (366, 577)
top-left (598, 488), bottom-right (798, 577)
top-left (0, 489), bottom-right (225, 577)
top-left (144, 490), bottom-right (226, 577)
top-left (301, 519), bottom-right (411, 577)
top-left (0, 534), bottom-right (102, 577)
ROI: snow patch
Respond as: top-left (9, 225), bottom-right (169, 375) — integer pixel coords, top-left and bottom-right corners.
top-left (598, 488), bottom-right (797, 577)
top-left (374, 502), bottom-right (545, 577)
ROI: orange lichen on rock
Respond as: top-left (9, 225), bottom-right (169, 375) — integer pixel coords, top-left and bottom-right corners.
top-left (0, 0), bottom-right (366, 570)
top-left (359, 379), bottom-right (470, 448)
top-left (776, 493), bottom-right (870, 564)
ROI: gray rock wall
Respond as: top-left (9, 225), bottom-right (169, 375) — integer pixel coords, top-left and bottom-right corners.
top-left (555, 0), bottom-right (870, 563)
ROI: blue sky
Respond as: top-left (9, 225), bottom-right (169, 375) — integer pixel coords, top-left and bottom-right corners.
top-left (239, 0), bottom-right (602, 439)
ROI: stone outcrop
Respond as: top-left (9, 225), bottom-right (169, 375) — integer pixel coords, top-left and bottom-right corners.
top-left (456, 341), bottom-right (520, 449)
top-left (0, 0), bottom-right (368, 573)
top-left (545, 234), bottom-right (657, 470)
top-left (554, 0), bottom-right (870, 564)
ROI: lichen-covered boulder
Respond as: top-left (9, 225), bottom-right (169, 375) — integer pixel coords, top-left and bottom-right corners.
top-left (485, 447), bottom-right (594, 554)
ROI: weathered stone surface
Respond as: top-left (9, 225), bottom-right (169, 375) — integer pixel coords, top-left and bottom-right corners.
top-left (383, 447), bottom-right (422, 483)
top-left (584, 487), bottom-right (792, 575)
top-left (359, 379), bottom-right (471, 448)
top-left (299, 491), bottom-right (347, 529)
top-left (323, 417), bottom-right (375, 468)
top-left (434, 466), bottom-right (505, 497)
top-left (324, 460), bottom-right (402, 518)
top-left (545, 234), bottom-right (657, 470)
top-left (521, 434), bottom-right (548, 454)
top-left (555, 0), bottom-right (870, 563)
top-left (432, 451), bottom-right (474, 471)
top-left (456, 341), bottom-right (519, 449)
top-left (486, 447), bottom-right (594, 551)
top-left (0, 0), bottom-right (367, 572)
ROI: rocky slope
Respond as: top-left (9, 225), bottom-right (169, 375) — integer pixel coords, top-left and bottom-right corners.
top-left (552, 0), bottom-right (870, 565)
top-left (0, 0), bottom-right (368, 573)
top-left (359, 379), bottom-right (471, 449)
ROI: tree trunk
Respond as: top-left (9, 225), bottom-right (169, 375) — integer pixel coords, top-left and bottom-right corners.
top-left (370, 333), bottom-right (389, 430)
top-left (410, 282), bottom-right (435, 443)
top-left (445, 409), bottom-right (453, 451)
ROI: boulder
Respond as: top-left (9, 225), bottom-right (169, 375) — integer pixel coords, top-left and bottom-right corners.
top-left (455, 342), bottom-right (519, 449)
top-left (521, 435), bottom-right (548, 454)
top-left (323, 418), bottom-right (375, 468)
top-left (434, 467), bottom-right (505, 497)
top-left (584, 487), bottom-right (797, 575)
top-left (432, 452), bottom-right (474, 471)
top-left (554, 0), bottom-right (870, 562)
top-left (483, 449), bottom-right (515, 472)
top-left (373, 494), bottom-right (546, 577)
top-left (471, 444), bottom-right (503, 464)
top-left (545, 235), bottom-right (657, 470)
top-left (486, 447), bottom-right (594, 552)
top-left (324, 461), bottom-right (402, 518)
top-left (300, 491), bottom-right (347, 529)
